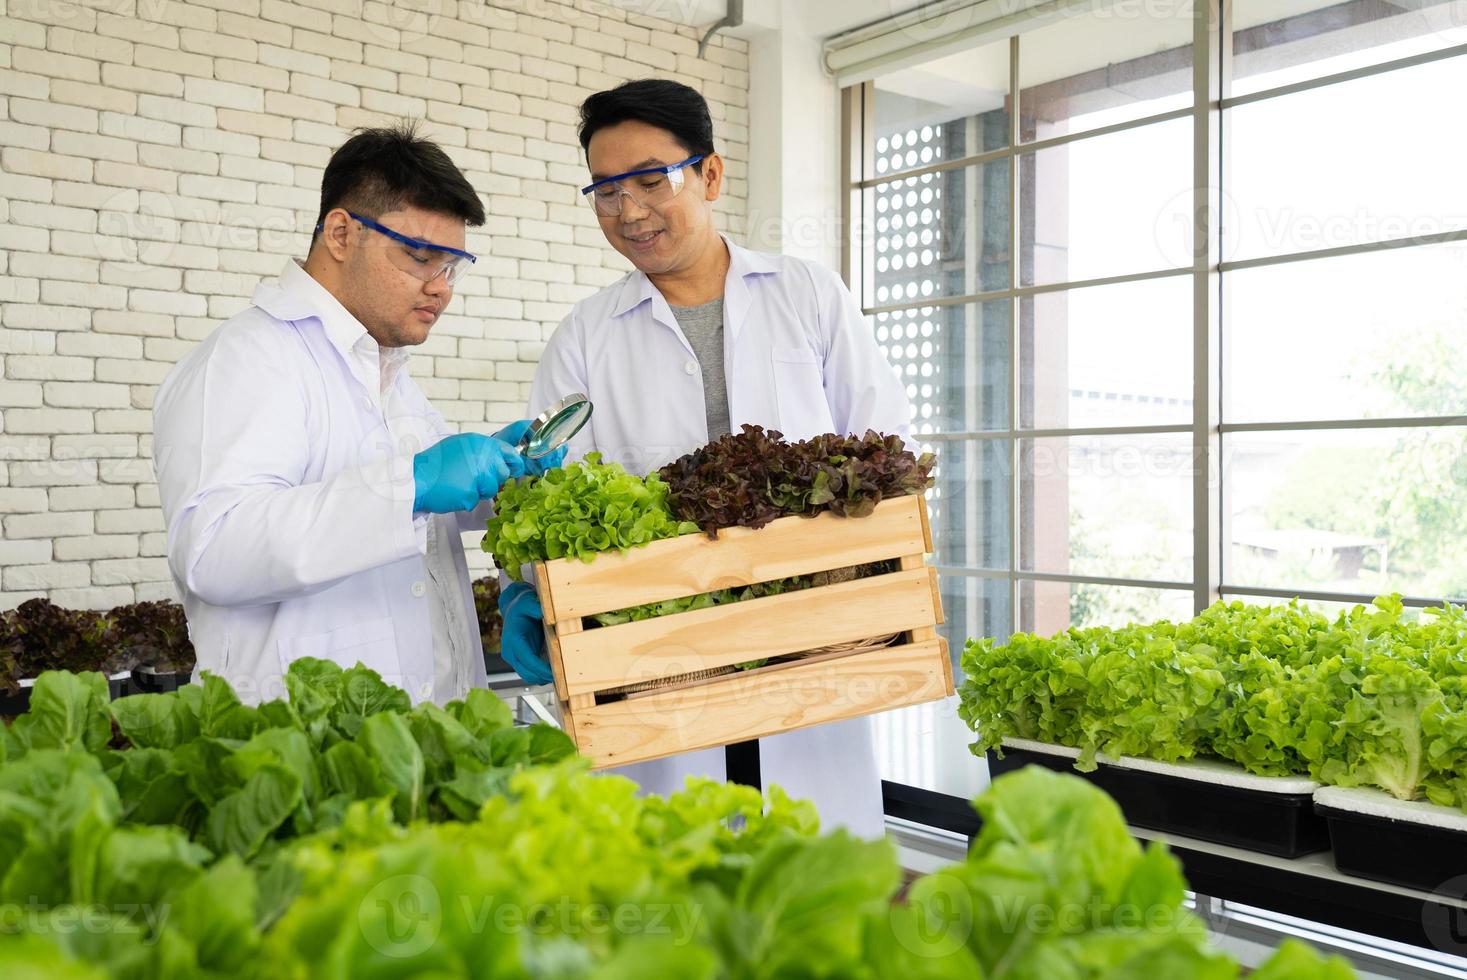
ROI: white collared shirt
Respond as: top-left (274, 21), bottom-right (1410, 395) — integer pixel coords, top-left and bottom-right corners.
top-left (526, 236), bottom-right (912, 839)
top-left (529, 236), bottom-right (912, 472)
top-left (154, 259), bottom-right (488, 705)
top-left (282, 264), bottom-right (471, 704)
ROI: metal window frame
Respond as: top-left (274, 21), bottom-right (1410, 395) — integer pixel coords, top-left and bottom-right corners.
top-left (863, 224), bottom-right (1467, 318)
top-left (859, 105), bottom-right (1195, 189)
top-left (1222, 415), bottom-right (1467, 433)
top-left (925, 423), bottom-right (1193, 441)
top-left (1008, 33), bottom-right (1022, 630)
top-left (1221, 38), bottom-right (1467, 110)
top-left (1196, 0), bottom-right (1226, 615)
top-left (1220, 585), bottom-right (1467, 609)
top-left (939, 565), bottom-right (1194, 592)
top-left (843, 1), bottom-right (1467, 621)
top-left (863, 265), bottom-right (1192, 316)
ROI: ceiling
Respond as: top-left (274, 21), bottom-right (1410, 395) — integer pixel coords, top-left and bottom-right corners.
top-left (598, 0), bottom-right (936, 41)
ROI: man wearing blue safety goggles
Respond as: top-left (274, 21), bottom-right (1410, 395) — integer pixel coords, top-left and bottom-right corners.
top-left (154, 123), bottom-right (561, 709)
top-left (505, 79), bottom-right (913, 842)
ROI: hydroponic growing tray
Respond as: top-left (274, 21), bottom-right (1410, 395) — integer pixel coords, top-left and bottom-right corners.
top-left (1, 670), bottom-right (133, 717)
top-left (1315, 786), bottom-right (1467, 893)
top-left (987, 737), bottom-right (1329, 858)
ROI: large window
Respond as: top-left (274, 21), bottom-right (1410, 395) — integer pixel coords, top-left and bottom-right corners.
top-left (845, 0), bottom-right (1467, 798)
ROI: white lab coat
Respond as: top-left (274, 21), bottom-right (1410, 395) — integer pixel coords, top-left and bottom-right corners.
top-left (154, 260), bottom-right (490, 706)
top-left (528, 237), bottom-right (913, 838)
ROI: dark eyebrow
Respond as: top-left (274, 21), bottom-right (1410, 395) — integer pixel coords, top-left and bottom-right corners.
top-left (589, 157), bottom-right (666, 180)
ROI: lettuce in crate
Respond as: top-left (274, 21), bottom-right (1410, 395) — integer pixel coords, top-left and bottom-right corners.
top-left (483, 453), bottom-right (699, 580)
top-left (658, 425), bottom-right (936, 536)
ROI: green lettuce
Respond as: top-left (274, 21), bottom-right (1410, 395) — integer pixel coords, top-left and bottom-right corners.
top-left (0, 667), bottom-right (1357, 980)
top-left (899, 768), bottom-right (1353, 979)
top-left (961, 595), bottom-right (1467, 809)
top-left (483, 454), bottom-right (699, 580)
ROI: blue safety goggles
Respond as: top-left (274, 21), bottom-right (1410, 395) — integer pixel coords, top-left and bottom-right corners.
top-left (580, 155), bottom-right (706, 217)
top-left (316, 211), bottom-right (478, 286)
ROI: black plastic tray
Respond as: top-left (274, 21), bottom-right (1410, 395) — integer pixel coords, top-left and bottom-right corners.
top-left (130, 666), bottom-right (189, 695)
top-left (2, 673), bottom-right (135, 717)
top-left (0, 686), bottom-right (31, 718)
top-left (1318, 803), bottom-right (1467, 893)
top-left (988, 746), bottom-right (1330, 858)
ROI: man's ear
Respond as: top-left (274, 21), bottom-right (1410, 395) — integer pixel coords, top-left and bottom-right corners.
top-left (316, 208), bottom-right (353, 262)
top-left (700, 153), bottom-right (724, 203)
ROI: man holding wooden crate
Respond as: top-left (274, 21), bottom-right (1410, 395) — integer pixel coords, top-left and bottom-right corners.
top-left (501, 80), bottom-right (912, 838)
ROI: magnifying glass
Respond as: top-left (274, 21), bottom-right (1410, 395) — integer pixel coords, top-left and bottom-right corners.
top-left (519, 392), bottom-right (594, 459)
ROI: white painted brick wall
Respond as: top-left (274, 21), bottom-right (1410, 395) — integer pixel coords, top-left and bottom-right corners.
top-left (0, 0), bottom-right (750, 609)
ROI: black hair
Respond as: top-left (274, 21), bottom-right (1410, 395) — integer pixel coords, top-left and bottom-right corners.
top-left (578, 79), bottom-right (715, 175)
top-left (313, 120), bottom-right (485, 236)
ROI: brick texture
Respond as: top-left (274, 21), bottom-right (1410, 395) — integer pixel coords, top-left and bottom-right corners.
top-left (0, 0), bottom-right (750, 606)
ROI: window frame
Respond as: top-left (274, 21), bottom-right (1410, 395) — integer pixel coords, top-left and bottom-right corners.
top-left (840, 1), bottom-right (1467, 630)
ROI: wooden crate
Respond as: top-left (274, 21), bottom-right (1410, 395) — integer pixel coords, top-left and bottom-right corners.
top-left (534, 493), bottom-right (952, 770)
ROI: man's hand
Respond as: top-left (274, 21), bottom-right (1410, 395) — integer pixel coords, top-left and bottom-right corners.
top-left (499, 581), bottom-right (553, 686)
top-left (411, 433), bottom-right (527, 513)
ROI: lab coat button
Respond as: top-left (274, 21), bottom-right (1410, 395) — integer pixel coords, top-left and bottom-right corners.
top-left (362, 395), bottom-right (374, 411)
top-left (684, 361), bottom-right (696, 375)
top-left (411, 581), bottom-right (426, 598)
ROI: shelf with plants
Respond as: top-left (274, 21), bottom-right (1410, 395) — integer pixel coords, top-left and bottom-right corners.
top-left (961, 595), bottom-right (1467, 875)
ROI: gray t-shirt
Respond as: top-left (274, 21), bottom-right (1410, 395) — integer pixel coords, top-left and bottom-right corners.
top-left (668, 297), bottom-right (730, 440)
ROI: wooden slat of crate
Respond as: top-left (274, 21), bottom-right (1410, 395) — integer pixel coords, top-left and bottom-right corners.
top-left (572, 639), bottom-right (952, 769)
top-left (557, 566), bottom-right (937, 698)
top-left (542, 613), bottom-right (594, 713)
top-left (536, 494), bottom-right (927, 624)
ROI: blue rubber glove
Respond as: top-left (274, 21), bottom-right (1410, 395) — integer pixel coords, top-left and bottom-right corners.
top-left (412, 433), bottom-right (526, 513)
top-left (499, 581), bottom-right (553, 686)
top-left (493, 418), bottom-right (569, 477)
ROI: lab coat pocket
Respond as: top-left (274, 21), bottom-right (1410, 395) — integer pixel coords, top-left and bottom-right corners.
top-left (771, 346), bottom-right (834, 441)
top-left (278, 616), bottom-right (402, 689)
